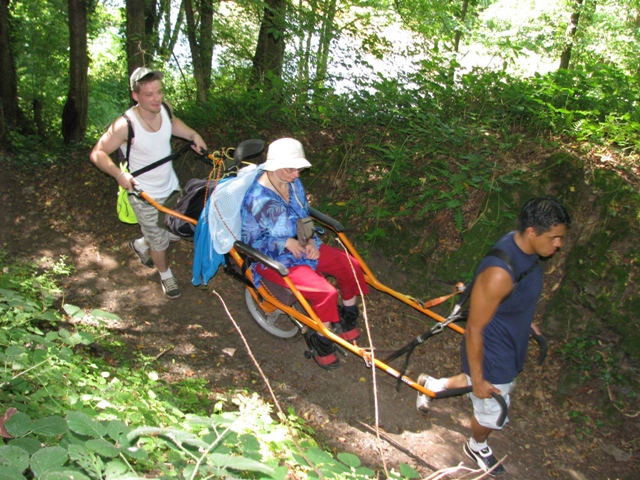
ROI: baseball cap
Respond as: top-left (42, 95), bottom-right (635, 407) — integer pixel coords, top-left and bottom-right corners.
top-left (262, 138), bottom-right (312, 171)
top-left (130, 67), bottom-right (163, 91)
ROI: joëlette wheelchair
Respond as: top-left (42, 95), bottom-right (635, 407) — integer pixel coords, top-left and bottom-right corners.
top-left (139, 139), bottom-right (532, 427)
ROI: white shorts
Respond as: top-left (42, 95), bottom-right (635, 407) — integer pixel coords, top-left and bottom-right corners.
top-left (467, 375), bottom-right (514, 430)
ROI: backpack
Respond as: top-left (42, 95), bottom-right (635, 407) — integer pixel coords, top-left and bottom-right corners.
top-left (163, 139), bottom-right (267, 239)
top-left (164, 178), bottom-right (218, 238)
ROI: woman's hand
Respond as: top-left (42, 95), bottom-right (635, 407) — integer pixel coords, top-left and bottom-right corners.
top-left (285, 238), bottom-right (305, 258)
top-left (304, 242), bottom-right (320, 260)
top-left (285, 238), bottom-right (320, 260)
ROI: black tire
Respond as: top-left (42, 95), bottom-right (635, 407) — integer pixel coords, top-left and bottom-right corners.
top-left (244, 288), bottom-right (302, 340)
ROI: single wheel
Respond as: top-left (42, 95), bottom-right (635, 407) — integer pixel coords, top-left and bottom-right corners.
top-left (244, 288), bottom-right (301, 340)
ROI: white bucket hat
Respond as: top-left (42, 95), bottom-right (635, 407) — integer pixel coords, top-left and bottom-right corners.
top-left (130, 67), bottom-right (163, 91)
top-left (262, 138), bottom-right (312, 171)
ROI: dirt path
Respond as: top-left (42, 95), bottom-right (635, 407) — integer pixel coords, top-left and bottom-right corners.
top-left (1, 156), bottom-right (637, 479)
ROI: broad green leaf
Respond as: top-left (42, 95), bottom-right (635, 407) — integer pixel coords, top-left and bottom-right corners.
top-left (270, 465), bottom-right (290, 480)
top-left (355, 466), bottom-right (376, 476)
top-left (305, 446), bottom-right (336, 465)
top-left (0, 468), bottom-right (27, 480)
top-left (121, 445), bottom-right (148, 460)
top-left (36, 311), bottom-right (59, 322)
top-left (67, 412), bottom-right (106, 439)
top-left (86, 438), bottom-right (119, 458)
top-left (103, 459), bottom-right (129, 477)
top-left (5, 345), bottom-right (26, 360)
top-left (337, 451), bottom-right (361, 467)
top-left (106, 420), bottom-right (130, 441)
top-left (5, 412), bottom-right (32, 437)
top-left (30, 446), bottom-right (67, 478)
top-left (207, 453), bottom-right (274, 474)
top-left (238, 433), bottom-right (260, 453)
top-left (67, 444), bottom-right (89, 460)
top-left (90, 309), bottom-right (121, 320)
top-left (64, 332), bottom-right (93, 346)
top-left (63, 304), bottom-right (84, 319)
top-left (32, 416), bottom-right (67, 436)
top-left (399, 463), bottom-right (421, 478)
top-left (40, 469), bottom-right (92, 480)
top-left (0, 445), bottom-right (29, 470)
top-left (128, 427), bottom-right (208, 449)
top-left (9, 437), bottom-right (41, 455)
top-left (320, 462), bottom-right (350, 476)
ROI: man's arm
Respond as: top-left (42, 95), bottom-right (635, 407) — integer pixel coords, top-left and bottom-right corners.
top-left (89, 117), bottom-right (137, 190)
top-left (164, 102), bottom-right (208, 153)
top-left (466, 266), bottom-right (513, 398)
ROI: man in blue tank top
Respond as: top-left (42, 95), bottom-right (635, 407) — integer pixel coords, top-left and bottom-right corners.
top-left (90, 68), bottom-right (207, 299)
top-left (416, 197), bottom-right (570, 476)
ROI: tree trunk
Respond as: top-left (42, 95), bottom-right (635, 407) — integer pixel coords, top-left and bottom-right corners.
top-left (0, 0), bottom-right (30, 137)
top-left (559, 0), bottom-right (584, 70)
top-left (453, 0), bottom-right (470, 53)
top-left (62, 0), bottom-right (89, 144)
top-left (184, 0), bottom-right (215, 104)
top-left (126, 0), bottom-right (149, 76)
top-left (250, 0), bottom-right (286, 88)
top-left (314, 0), bottom-right (337, 88)
top-left (158, 0), bottom-right (185, 64)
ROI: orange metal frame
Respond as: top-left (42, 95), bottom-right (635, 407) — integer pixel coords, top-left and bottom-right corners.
top-left (137, 188), bottom-right (465, 399)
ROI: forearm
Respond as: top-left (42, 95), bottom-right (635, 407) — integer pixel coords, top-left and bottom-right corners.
top-left (90, 150), bottom-right (121, 179)
top-left (465, 327), bottom-right (485, 384)
top-left (172, 118), bottom-right (203, 143)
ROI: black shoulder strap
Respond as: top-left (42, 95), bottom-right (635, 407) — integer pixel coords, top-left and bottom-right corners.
top-left (162, 101), bottom-right (172, 120)
top-left (486, 248), bottom-right (539, 284)
top-left (123, 102), bottom-right (193, 177)
top-left (455, 247), bottom-right (539, 309)
top-left (122, 113), bottom-right (134, 169)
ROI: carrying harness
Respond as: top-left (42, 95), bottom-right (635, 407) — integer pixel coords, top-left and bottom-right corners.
top-left (120, 102), bottom-right (194, 177)
top-left (385, 247), bottom-right (546, 392)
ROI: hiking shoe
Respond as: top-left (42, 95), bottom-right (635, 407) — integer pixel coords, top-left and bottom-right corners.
top-left (161, 276), bottom-right (181, 299)
top-left (463, 442), bottom-right (506, 477)
top-left (305, 331), bottom-right (340, 370)
top-left (129, 240), bottom-right (154, 268)
top-left (416, 374), bottom-right (436, 415)
top-left (337, 305), bottom-right (359, 342)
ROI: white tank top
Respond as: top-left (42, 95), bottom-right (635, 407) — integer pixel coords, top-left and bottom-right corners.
top-left (120, 105), bottom-right (179, 199)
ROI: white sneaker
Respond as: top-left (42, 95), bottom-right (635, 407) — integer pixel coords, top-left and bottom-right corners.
top-left (416, 374), bottom-right (437, 415)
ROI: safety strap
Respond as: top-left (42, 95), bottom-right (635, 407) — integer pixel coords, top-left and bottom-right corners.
top-left (385, 247), bottom-right (539, 392)
top-left (121, 102), bottom-right (176, 175)
top-left (455, 248), bottom-right (539, 308)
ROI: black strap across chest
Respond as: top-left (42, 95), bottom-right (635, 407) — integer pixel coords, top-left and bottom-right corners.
top-left (457, 247), bottom-right (540, 308)
top-left (122, 102), bottom-right (186, 177)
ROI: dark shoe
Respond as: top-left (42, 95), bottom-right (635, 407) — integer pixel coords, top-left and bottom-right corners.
top-left (305, 331), bottom-right (340, 370)
top-left (129, 240), bottom-right (154, 268)
top-left (337, 305), bottom-right (359, 342)
top-left (161, 276), bottom-right (181, 299)
top-left (464, 442), bottom-right (505, 477)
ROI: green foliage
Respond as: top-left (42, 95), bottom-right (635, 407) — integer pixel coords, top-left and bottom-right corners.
top-left (1, 253), bottom-right (425, 479)
top-left (10, 0), bottom-right (70, 137)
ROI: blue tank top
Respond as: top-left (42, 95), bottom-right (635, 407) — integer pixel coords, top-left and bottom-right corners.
top-left (461, 232), bottom-right (542, 383)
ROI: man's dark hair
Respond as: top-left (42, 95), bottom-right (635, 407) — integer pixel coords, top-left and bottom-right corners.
top-left (517, 197), bottom-right (571, 234)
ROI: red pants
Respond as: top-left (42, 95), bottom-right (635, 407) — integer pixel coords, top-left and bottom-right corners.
top-left (257, 244), bottom-right (369, 323)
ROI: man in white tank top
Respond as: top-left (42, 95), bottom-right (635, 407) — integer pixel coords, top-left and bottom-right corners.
top-left (90, 67), bottom-right (208, 299)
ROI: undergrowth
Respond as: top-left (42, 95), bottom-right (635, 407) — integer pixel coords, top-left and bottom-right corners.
top-left (0, 253), bottom-right (421, 479)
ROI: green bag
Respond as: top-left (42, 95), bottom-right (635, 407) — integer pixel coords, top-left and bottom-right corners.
top-left (117, 163), bottom-right (138, 224)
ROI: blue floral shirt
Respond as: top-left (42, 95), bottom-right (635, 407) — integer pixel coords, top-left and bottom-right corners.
top-left (241, 176), bottom-right (320, 286)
